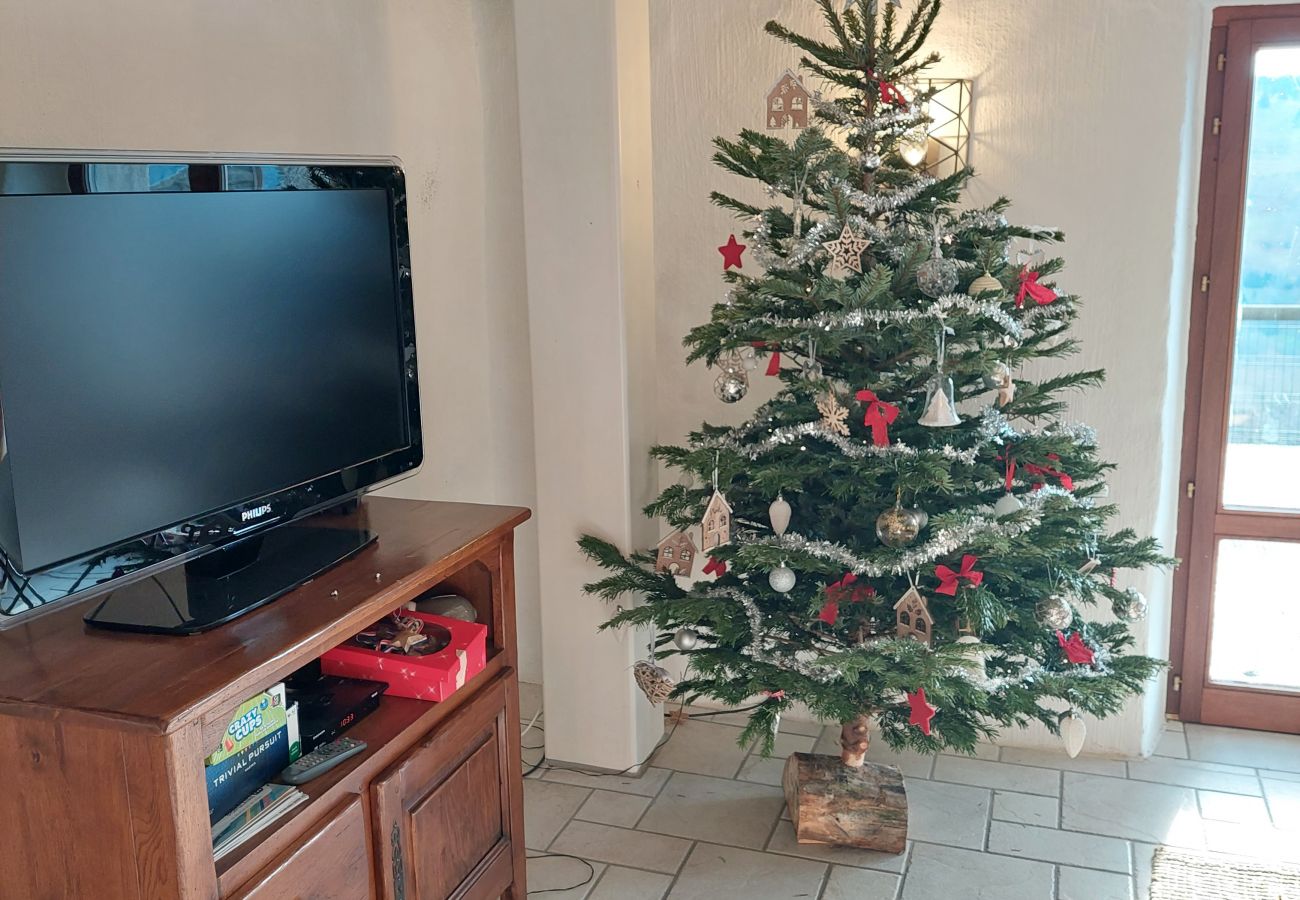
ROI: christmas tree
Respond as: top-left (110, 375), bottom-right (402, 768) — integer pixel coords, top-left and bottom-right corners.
top-left (580, 0), bottom-right (1168, 765)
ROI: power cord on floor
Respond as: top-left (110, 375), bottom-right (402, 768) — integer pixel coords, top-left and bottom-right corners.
top-left (525, 851), bottom-right (596, 895)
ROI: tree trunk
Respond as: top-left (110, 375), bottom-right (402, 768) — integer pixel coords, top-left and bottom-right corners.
top-left (782, 752), bottom-right (908, 852)
top-left (840, 714), bottom-right (871, 767)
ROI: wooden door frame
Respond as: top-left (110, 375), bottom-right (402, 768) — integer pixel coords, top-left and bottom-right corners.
top-left (1171, 5), bottom-right (1300, 729)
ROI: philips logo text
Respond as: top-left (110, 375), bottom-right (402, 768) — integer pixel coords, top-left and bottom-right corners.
top-left (241, 504), bottom-right (273, 523)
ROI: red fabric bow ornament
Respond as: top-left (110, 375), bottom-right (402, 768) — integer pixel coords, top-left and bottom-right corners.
top-left (856, 390), bottom-right (899, 446)
top-left (751, 341), bottom-right (782, 376)
top-left (818, 572), bottom-right (875, 625)
top-left (1024, 454), bottom-right (1074, 492)
top-left (1016, 268), bottom-right (1058, 309)
top-left (1057, 630), bottom-right (1095, 666)
top-left (935, 555), bottom-right (984, 596)
top-left (868, 68), bottom-right (907, 106)
top-left (703, 557), bottom-right (727, 577)
top-left (764, 690), bottom-right (786, 701)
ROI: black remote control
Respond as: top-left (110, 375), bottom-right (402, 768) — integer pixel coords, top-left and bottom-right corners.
top-left (278, 737), bottom-right (368, 785)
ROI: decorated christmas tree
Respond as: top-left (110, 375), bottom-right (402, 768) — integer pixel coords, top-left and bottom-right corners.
top-left (581, 0), bottom-right (1167, 778)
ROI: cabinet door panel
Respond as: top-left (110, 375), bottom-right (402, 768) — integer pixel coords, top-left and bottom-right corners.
top-left (372, 673), bottom-right (516, 900)
top-left (228, 796), bottom-right (372, 900)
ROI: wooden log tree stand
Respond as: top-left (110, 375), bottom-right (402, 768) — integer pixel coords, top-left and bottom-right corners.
top-left (781, 714), bottom-right (908, 853)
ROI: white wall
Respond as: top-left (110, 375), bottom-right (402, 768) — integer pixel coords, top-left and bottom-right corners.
top-left (0, 0), bottom-right (544, 682)
top-left (648, 0), bottom-right (1213, 755)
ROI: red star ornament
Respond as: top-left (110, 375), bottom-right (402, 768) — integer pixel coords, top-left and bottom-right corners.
top-left (719, 234), bottom-right (746, 270)
top-left (907, 688), bottom-right (937, 736)
top-left (1056, 630), bottom-right (1096, 666)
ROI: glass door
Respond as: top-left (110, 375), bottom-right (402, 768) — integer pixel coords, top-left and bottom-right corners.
top-left (1177, 14), bottom-right (1300, 733)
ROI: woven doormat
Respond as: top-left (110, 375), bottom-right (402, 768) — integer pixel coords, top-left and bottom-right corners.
top-left (1151, 846), bottom-right (1300, 899)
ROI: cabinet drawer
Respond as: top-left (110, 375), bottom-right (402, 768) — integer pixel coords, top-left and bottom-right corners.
top-left (372, 674), bottom-right (517, 900)
top-left (227, 795), bottom-right (372, 900)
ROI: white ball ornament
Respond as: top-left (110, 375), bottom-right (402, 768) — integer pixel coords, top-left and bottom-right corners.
top-left (769, 494), bottom-right (792, 538)
top-left (993, 493), bottom-right (1024, 519)
top-left (769, 565), bottom-right (797, 594)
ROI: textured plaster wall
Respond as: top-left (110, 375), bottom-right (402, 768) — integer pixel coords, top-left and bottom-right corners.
top-left (649, 0), bottom-right (1213, 754)
top-left (0, 0), bottom-right (544, 681)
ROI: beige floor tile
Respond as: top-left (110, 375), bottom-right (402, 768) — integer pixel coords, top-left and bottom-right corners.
top-left (932, 755), bottom-right (1061, 796)
top-left (941, 741), bottom-right (999, 761)
top-left (1165, 718), bottom-right (1185, 733)
top-left (998, 746), bottom-right (1127, 778)
top-left (821, 864), bottom-right (900, 900)
top-left (736, 753), bottom-right (786, 787)
top-left (1186, 723), bottom-right (1300, 774)
top-left (765, 730), bottom-right (817, 758)
top-left (1197, 789), bottom-right (1271, 825)
top-left (900, 842), bottom-right (1053, 900)
top-left (637, 771), bottom-right (784, 849)
top-left (1264, 777), bottom-right (1300, 830)
top-left (589, 865), bottom-right (672, 900)
top-left (1061, 773), bottom-right (1204, 849)
top-left (577, 789), bottom-right (653, 828)
top-left (1126, 757), bottom-right (1262, 796)
top-left (543, 765), bottom-right (672, 797)
top-left (648, 720), bottom-right (750, 778)
top-left (668, 842), bottom-right (827, 900)
top-left (904, 778), bottom-right (990, 850)
top-left (992, 790), bottom-right (1059, 828)
top-left (525, 780), bottom-right (592, 850)
top-left (1153, 728), bottom-right (1189, 759)
top-left (1132, 841), bottom-right (1158, 898)
top-left (1058, 864), bottom-right (1134, 900)
top-left (550, 820), bottom-right (691, 874)
top-left (526, 854), bottom-right (604, 898)
top-left (1202, 818), bottom-right (1300, 863)
top-left (765, 820), bottom-right (908, 873)
top-left (987, 820), bottom-right (1131, 872)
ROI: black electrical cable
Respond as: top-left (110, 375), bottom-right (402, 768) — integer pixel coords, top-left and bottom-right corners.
top-left (525, 851), bottom-right (597, 895)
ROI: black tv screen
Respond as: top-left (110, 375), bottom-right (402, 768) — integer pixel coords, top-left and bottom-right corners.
top-left (0, 161), bottom-right (421, 586)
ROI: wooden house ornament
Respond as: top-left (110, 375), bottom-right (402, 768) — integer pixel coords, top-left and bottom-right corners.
top-left (656, 530), bottom-right (698, 577)
top-left (894, 587), bottom-right (935, 646)
top-left (766, 70), bottom-right (812, 130)
top-left (701, 490), bottom-right (733, 551)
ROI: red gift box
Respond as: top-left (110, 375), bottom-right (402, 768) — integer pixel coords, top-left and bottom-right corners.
top-left (321, 611), bottom-right (487, 701)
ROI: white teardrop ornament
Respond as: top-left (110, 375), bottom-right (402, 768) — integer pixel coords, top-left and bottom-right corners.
top-left (769, 494), bottom-right (792, 537)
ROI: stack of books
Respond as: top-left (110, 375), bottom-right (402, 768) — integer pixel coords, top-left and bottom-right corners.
top-left (211, 784), bottom-right (308, 861)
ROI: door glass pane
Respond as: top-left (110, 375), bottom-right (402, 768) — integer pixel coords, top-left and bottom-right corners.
top-left (1209, 538), bottom-right (1300, 691)
top-left (1222, 47), bottom-right (1300, 511)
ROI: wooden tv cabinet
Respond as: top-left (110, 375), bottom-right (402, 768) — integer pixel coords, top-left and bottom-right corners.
top-left (0, 498), bottom-right (532, 900)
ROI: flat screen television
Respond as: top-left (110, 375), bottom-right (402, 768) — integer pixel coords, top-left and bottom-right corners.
top-left (0, 159), bottom-right (421, 632)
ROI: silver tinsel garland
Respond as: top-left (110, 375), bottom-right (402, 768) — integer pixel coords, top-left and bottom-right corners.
top-left (701, 419), bottom-right (980, 465)
top-left (746, 487), bottom-right (1079, 577)
top-left (812, 99), bottom-right (926, 135)
top-left (754, 291), bottom-right (1023, 339)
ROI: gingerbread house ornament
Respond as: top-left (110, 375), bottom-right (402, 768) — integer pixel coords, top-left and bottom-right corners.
top-left (701, 490), bottom-right (733, 551)
top-left (894, 586), bottom-right (935, 646)
top-left (655, 530), bottom-right (698, 577)
top-left (766, 69), bottom-right (812, 130)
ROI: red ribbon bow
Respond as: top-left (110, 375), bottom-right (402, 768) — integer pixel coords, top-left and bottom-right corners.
top-left (1024, 454), bottom-right (1074, 492)
top-left (869, 68), bottom-right (907, 106)
top-left (764, 690), bottom-right (786, 701)
top-left (751, 341), bottom-right (782, 376)
top-left (818, 573), bottom-right (875, 625)
top-left (1057, 630), bottom-right (1095, 665)
top-left (998, 453), bottom-right (1017, 493)
top-left (935, 555), bottom-right (984, 596)
top-left (1016, 268), bottom-right (1058, 309)
top-left (856, 390), bottom-right (899, 446)
top-left (703, 557), bottom-right (727, 577)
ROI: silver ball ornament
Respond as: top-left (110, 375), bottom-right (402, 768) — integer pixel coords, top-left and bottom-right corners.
top-left (904, 507), bottom-right (928, 531)
top-left (714, 369), bottom-right (748, 403)
top-left (875, 507), bottom-right (920, 548)
top-left (1035, 593), bottom-right (1074, 631)
top-left (769, 565), bottom-right (797, 594)
top-left (1114, 588), bottom-right (1148, 623)
top-left (673, 627), bottom-right (700, 651)
top-left (916, 256), bottom-right (960, 298)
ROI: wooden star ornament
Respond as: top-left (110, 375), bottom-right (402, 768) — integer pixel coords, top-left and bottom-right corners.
top-left (824, 224), bottom-right (871, 275)
top-left (907, 688), bottom-right (937, 736)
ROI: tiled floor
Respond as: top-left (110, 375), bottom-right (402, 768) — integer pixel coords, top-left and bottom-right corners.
top-left (519, 684), bottom-right (1300, 899)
